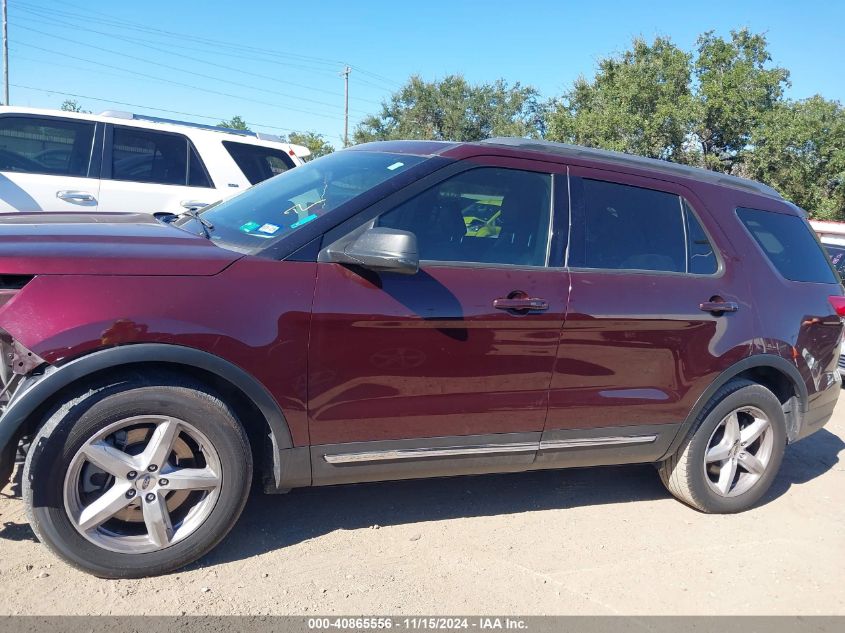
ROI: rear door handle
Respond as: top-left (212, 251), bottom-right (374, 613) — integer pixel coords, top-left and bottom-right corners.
top-left (699, 301), bottom-right (739, 314)
top-left (56, 190), bottom-right (96, 204)
top-left (493, 297), bottom-right (549, 311)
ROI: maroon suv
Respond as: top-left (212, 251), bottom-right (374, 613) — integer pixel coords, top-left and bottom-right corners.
top-left (0, 138), bottom-right (841, 578)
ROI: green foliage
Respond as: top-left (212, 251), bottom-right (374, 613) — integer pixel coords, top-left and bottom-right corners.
top-left (547, 37), bottom-right (694, 161)
top-left (60, 99), bottom-right (90, 113)
top-left (285, 131), bottom-right (334, 159)
top-left (541, 28), bottom-right (845, 218)
top-left (354, 75), bottom-right (545, 144)
top-left (745, 96), bottom-right (845, 219)
top-left (218, 115), bottom-right (250, 131)
top-left (693, 29), bottom-right (790, 171)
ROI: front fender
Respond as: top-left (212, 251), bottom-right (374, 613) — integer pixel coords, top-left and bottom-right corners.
top-left (0, 343), bottom-right (300, 488)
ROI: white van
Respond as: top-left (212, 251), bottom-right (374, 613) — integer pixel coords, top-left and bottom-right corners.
top-left (0, 106), bottom-right (309, 214)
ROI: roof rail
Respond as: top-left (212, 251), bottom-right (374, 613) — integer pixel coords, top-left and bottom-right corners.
top-left (479, 137), bottom-right (783, 199)
top-left (98, 110), bottom-right (286, 143)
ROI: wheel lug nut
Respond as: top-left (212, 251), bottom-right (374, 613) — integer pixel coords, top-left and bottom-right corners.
top-left (159, 478), bottom-right (169, 487)
top-left (145, 493), bottom-right (156, 502)
top-left (147, 465), bottom-right (158, 472)
top-left (127, 471), bottom-right (137, 480)
top-left (125, 489), bottom-right (136, 499)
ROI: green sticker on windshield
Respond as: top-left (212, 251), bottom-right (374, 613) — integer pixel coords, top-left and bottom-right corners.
top-left (239, 221), bottom-right (261, 233)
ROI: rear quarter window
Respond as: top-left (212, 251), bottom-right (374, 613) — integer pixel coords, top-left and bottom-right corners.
top-left (737, 207), bottom-right (837, 283)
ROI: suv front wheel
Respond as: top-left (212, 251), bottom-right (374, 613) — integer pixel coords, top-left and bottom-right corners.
top-left (659, 379), bottom-right (787, 513)
top-left (22, 372), bottom-right (252, 578)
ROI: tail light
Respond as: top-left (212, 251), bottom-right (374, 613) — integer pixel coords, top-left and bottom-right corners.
top-left (830, 296), bottom-right (845, 317)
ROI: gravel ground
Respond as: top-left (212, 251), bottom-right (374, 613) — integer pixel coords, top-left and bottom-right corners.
top-left (0, 395), bottom-right (843, 616)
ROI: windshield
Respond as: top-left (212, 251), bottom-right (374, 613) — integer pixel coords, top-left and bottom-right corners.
top-left (182, 150), bottom-right (426, 254)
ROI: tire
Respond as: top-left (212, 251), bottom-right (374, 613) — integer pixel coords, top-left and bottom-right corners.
top-left (22, 370), bottom-right (252, 578)
top-left (658, 379), bottom-right (786, 513)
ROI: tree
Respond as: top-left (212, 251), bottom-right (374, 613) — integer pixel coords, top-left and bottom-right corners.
top-left (745, 96), bottom-right (845, 218)
top-left (218, 115), bottom-right (250, 131)
top-left (546, 37), bottom-right (694, 161)
top-left (60, 99), bottom-right (90, 113)
top-left (285, 131), bottom-right (333, 159)
top-left (354, 75), bottom-right (544, 143)
top-left (692, 29), bottom-right (790, 172)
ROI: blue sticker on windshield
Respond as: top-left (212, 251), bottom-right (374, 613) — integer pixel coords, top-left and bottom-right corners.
top-left (290, 213), bottom-right (318, 229)
top-left (387, 162), bottom-right (404, 171)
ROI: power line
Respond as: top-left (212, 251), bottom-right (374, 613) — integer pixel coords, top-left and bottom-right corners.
top-left (43, 0), bottom-right (348, 69)
top-left (26, 0), bottom-right (401, 89)
top-left (11, 5), bottom-right (387, 106)
top-left (13, 23), bottom-right (375, 119)
top-left (13, 41), bottom-right (345, 121)
top-left (10, 83), bottom-right (309, 135)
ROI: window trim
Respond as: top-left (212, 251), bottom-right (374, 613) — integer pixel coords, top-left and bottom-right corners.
top-left (0, 112), bottom-right (100, 179)
top-left (565, 173), bottom-right (723, 278)
top-left (103, 124), bottom-right (214, 188)
top-left (320, 162), bottom-right (562, 271)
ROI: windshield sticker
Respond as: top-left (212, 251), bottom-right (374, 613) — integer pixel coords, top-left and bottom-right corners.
top-left (386, 162), bottom-right (404, 171)
top-left (239, 221), bottom-right (261, 233)
top-left (257, 223), bottom-right (281, 235)
top-left (290, 214), bottom-right (318, 229)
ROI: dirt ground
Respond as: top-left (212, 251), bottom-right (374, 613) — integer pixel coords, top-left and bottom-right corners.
top-left (0, 395), bottom-right (843, 616)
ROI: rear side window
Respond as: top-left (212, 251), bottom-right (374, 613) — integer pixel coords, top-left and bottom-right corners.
top-left (110, 127), bottom-right (212, 188)
top-left (0, 116), bottom-right (95, 177)
top-left (737, 207), bottom-right (837, 283)
top-left (222, 141), bottom-right (295, 184)
top-left (569, 178), bottom-right (717, 274)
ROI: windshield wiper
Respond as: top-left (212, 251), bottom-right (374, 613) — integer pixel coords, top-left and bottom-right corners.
top-left (183, 209), bottom-right (215, 239)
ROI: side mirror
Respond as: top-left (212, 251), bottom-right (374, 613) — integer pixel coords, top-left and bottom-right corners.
top-left (324, 227), bottom-right (419, 275)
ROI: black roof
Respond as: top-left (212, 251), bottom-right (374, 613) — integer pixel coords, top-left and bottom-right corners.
top-left (479, 137), bottom-right (782, 200)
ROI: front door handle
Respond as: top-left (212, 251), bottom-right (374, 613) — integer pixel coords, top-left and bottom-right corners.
top-left (493, 297), bottom-right (549, 312)
top-left (56, 190), bottom-right (96, 204)
top-left (700, 300), bottom-right (739, 314)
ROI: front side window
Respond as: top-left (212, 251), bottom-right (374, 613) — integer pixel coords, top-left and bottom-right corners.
top-left (737, 207), bottom-right (837, 283)
top-left (377, 167), bottom-right (552, 267)
top-left (0, 116), bottom-right (95, 177)
top-left (569, 178), bottom-right (716, 274)
top-left (222, 141), bottom-right (295, 184)
top-left (110, 127), bottom-right (211, 188)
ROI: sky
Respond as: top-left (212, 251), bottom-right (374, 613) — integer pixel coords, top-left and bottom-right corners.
top-left (8, 0), bottom-right (845, 147)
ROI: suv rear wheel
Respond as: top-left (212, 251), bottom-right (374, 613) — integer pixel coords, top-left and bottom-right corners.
top-left (659, 379), bottom-right (787, 513)
top-left (22, 372), bottom-right (252, 578)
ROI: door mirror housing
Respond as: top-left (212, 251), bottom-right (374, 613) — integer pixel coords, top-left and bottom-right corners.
top-left (324, 227), bottom-right (419, 275)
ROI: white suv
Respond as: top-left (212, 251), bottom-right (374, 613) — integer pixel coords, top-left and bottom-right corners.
top-left (0, 106), bottom-right (309, 214)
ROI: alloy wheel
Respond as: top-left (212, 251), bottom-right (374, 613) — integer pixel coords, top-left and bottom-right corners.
top-left (703, 406), bottom-right (774, 498)
top-left (63, 415), bottom-right (222, 554)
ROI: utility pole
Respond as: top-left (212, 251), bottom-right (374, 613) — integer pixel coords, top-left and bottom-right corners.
top-left (340, 65), bottom-right (351, 147)
top-left (2, 0), bottom-right (8, 106)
